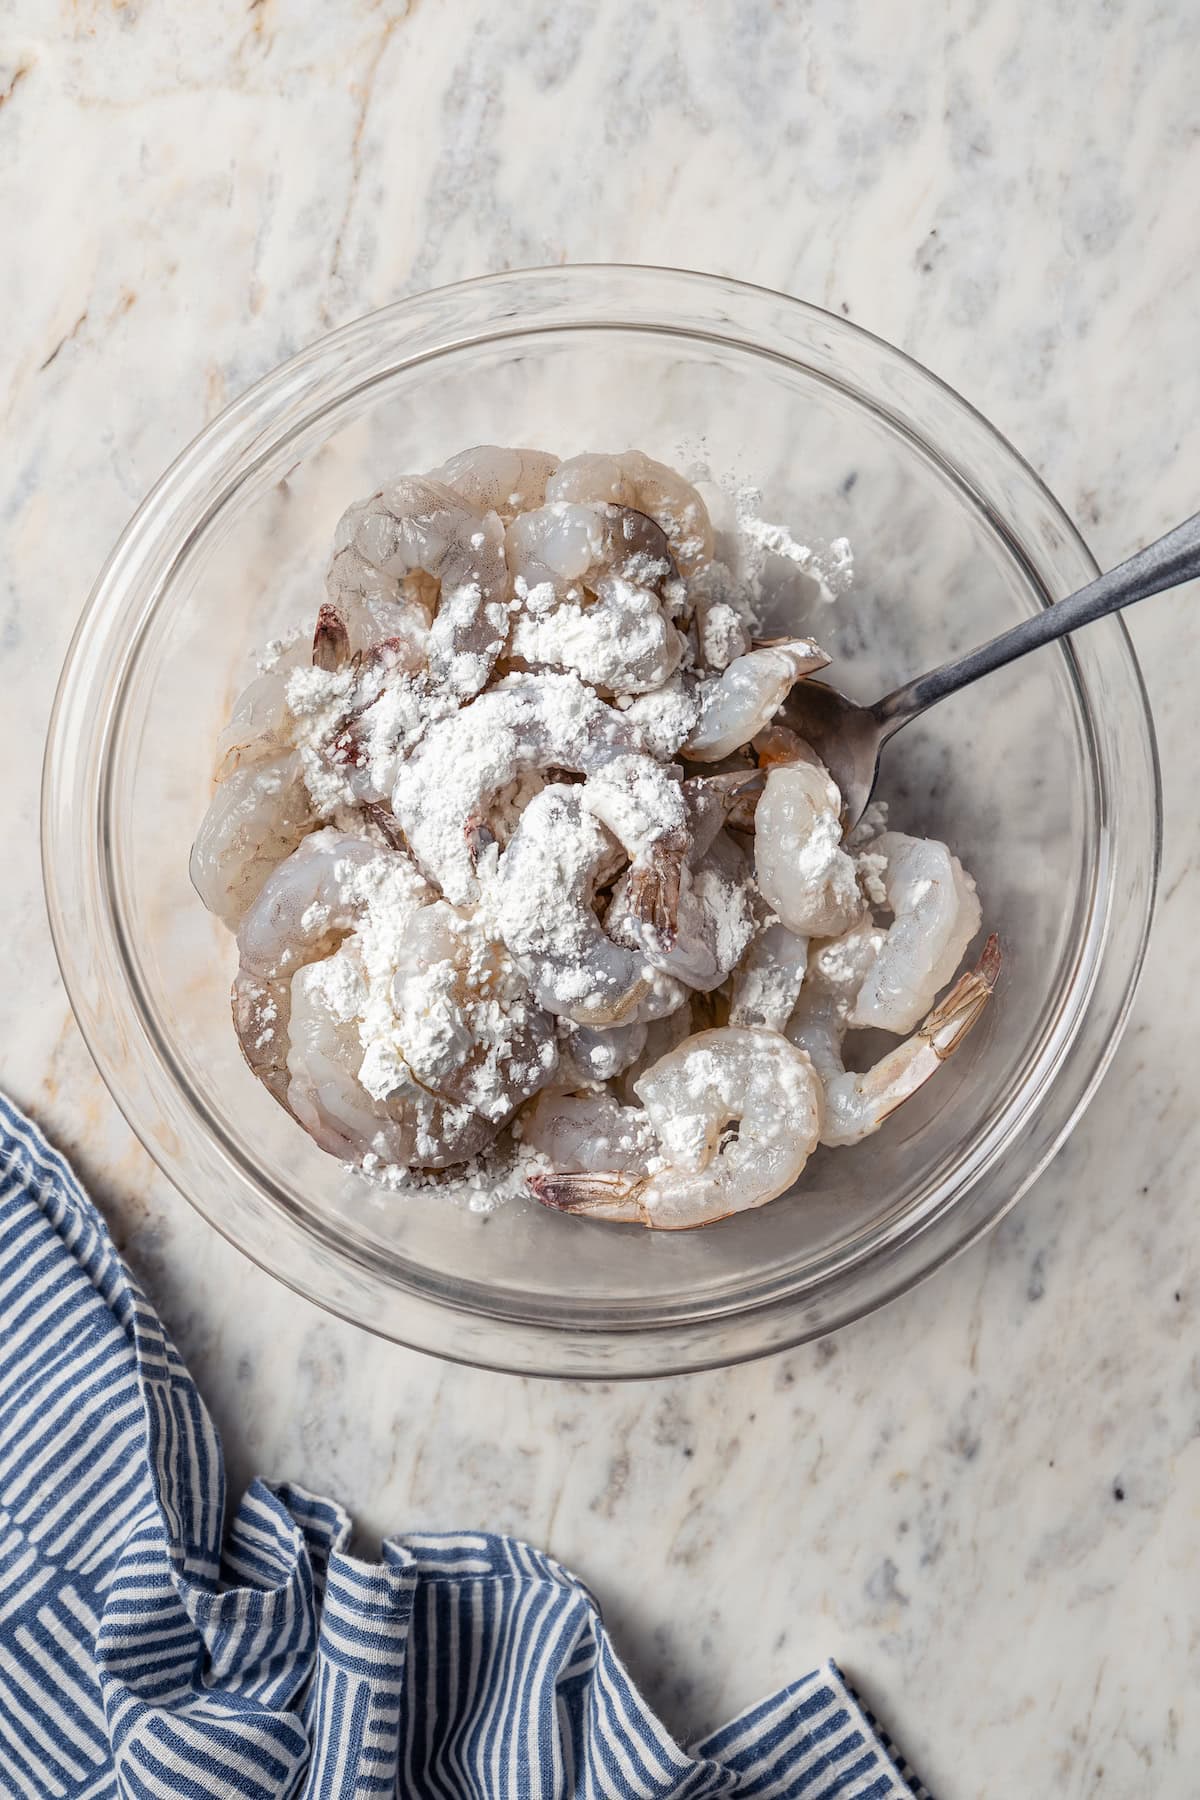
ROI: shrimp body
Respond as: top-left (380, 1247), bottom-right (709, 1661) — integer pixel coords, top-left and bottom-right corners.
top-left (519, 1087), bottom-right (658, 1175)
top-left (728, 920), bottom-right (810, 1032)
top-left (286, 944), bottom-right (497, 1169)
top-left (492, 784), bottom-right (667, 1026)
top-left (380, 900), bottom-right (558, 1124)
top-left (546, 450), bottom-right (714, 575)
top-left (529, 1027), bottom-right (823, 1229)
top-left (428, 444), bottom-right (559, 519)
top-left (230, 830), bottom-right (438, 1153)
top-left (790, 936), bottom-right (1001, 1146)
top-left (849, 832), bottom-right (982, 1035)
top-left (236, 829), bottom-right (418, 979)
top-left (606, 772), bottom-right (759, 992)
top-left (391, 671), bottom-right (688, 912)
top-left (329, 475), bottom-right (510, 696)
top-left (684, 641), bottom-right (830, 762)
top-left (237, 855), bottom-right (555, 1167)
top-left (214, 637), bottom-right (313, 779)
top-left (754, 757), bottom-right (865, 939)
top-left (507, 502), bottom-right (684, 695)
top-left (557, 1018), bottom-right (650, 1086)
top-left (190, 750), bottom-right (316, 927)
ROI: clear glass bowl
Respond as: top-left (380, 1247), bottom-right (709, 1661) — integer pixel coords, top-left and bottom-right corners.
top-left (42, 266), bottom-right (1160, 1377)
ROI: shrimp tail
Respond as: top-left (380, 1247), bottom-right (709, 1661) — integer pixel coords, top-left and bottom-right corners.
top-left (711, 767), bottom-right (766, 832)
top-left (465, 815), bottom-right (498, 868)
top-left (924, 934), bottom-right (1002, 1057)
top-left (313, 603), bottom-right (352, 671)
top-left (528, 1170), bottom-right (650, 1224)
top-left (624, 840), bottom-right (683, 951)
top-left (361, 800), bottom-right (408, 852)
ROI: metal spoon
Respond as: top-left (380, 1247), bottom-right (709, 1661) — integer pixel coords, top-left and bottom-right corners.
top-left (783, 511), bottom-right (1200, 831)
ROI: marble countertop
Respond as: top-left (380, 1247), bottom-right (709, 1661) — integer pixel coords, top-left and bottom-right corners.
top-left (4, 3), bottom-right (1198, 1792)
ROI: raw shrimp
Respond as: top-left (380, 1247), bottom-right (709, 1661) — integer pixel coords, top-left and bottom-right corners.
top-left (491, 784), bottom-right (676, 1027)
top-left (229, 828), bottom-right (428, 1113)
top-left (296, 636), bottom-right (451, 810)
top-left (558, 1019), bottom-right (649, 1086)
top-left (286, 943), bottom-right (496, 1169)
top-left (849, 832), bottom-right (982, 1035)
top-left (728, 920), bottom-right (810, 1032)
top-left (546, 451), bottom-right (714, 575)
top-left (428, 444), bottom-right (559, 519)
top-left (190, 750), bottom-right (316, 927)
top-left (606, 774), bottom-right (758, 992)
top-left (528, 1027), bottom-right (824, 1229)
top-left (231, 969), bottom-right (293, 1111)
top-left (327, 475), bottom-right (509, 694)
top-left (683, 561), bottom-right (753, 672)
top-left (519, 1086), bottom-right (658, 1174)
top-left (754, 756), bottom-right (865, 939)
top-left (616, 1003), bottom-right (693, 1103)
top-left (390, 671), bottom-right (688, 916)
top-left (380, 900), bottom-right (558, 1124)
top-left (242, 875), bottom-right (555, 1167)
top-left (506, 502), bottom-right (684, 695)
top-left (784, 916), bottom-right (888, 1090)
top-left (684, 640), bottom-right (830, 762)
top-left (235, 827), bottom-right (425, 977)
top-left (214, 635), bottom-right (313, 779)
top-left (789, 935), bottom-right (1000, 1146)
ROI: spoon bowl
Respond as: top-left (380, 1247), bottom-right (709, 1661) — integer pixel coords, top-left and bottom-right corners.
top-left (784, 507), bottom-right (1200, 829)
top-left (780, 679), bottom-right (886, 831)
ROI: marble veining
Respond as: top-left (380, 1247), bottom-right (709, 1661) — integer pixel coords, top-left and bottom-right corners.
top-left (2, 3), bottom-right (1198, 1793)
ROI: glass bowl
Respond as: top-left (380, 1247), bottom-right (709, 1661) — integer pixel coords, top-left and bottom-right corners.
top-left (42, 266), bottom-right (1160, 1377)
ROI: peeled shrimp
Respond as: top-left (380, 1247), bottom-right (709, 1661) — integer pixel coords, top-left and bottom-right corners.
top-left (684, 640), bottom-right (830, 762)
top-left (287, 944), bottom-right (496, 1169)
top-left (754, 757), bottom-right (865, 939)
top-left (235, 829), bottom-right (418, 979)
top-left (728, 920), bottom-right (810, 1032)
top-left (214, 636), bottom-right (312, 779)
top-left (229, 829), bottom-right (428, 1125)
top-left (789, 935), bottom-right (1001, 1146)
top-left (328, 475), bottom-right (509, 695)
top-left (507, 502), bottom-right (684, 694)
top-left (240, 873), bottom-right (555, 1167)
top-left (606, 774), bottom-right (758, 992)
top-left (427, 444), bottom-right (559, 519)
top-left (849, 832), bottom-right (982, 1035)
top-left (232, 969), bottom-right (293, 1111)
top-left (391, 671), bottom-right (688, 914)
top-left (528, 1027), bottom-right (824, 1229)
top-left (380, 900), bottom-right (557, 1124)
top-left (546, 451), bottom-right (714, 575)
top-left (491, 784), bottom-right (674, 1027)
top-left (519, 1086), bottom-right (657, 1174)
top-left (616, 1003), bottom-right (693, 1102)
top-left (190, 751), bottom-right (315, 927)
top-left (558, 1019), bottom-right (649, 1086)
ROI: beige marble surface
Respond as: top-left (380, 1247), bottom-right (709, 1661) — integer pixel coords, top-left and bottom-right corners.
top-left (3, 3), bottom-right (1199, 1792)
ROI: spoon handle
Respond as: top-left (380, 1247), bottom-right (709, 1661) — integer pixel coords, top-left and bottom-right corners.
top-left (873, 509), bottom-right (1200, 732)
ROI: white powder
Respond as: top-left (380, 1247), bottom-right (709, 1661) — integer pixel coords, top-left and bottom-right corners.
top-left (217, 456), bottom-right (893, 1209)
top-left (735, 487), bottom-right (854, 606)
top-left (855, 850), bottom-right (889, 909)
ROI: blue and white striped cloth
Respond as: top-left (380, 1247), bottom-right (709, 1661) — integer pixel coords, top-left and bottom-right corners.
top-left (0, 1093), bottom-right (929, 1800)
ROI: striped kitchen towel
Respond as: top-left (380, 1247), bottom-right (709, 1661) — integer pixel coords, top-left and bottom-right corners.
top-left (0, 1092), bottom-right (929, 1800)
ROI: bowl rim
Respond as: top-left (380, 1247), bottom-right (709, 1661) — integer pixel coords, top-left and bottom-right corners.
top-left (42, 262), bottom-right (1162, 1377)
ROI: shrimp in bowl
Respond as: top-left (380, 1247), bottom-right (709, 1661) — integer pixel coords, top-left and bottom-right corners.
top-left (191, 443), bottom-right (1000, 1222)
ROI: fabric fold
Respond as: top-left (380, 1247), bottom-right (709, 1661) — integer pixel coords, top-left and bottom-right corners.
top-left (0, 1093), bottom-right (925, 1799)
